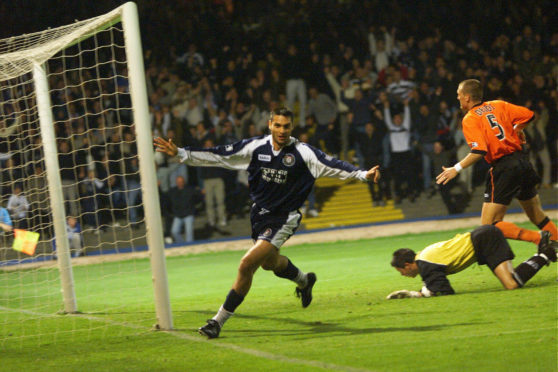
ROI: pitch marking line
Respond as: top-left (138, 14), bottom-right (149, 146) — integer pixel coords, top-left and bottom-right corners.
top-left (0, 306), bottom-right (374, 372)
top-left (3, 305), bottom-right (555, 370)
top-left (166, 329), bottom-right (375, 372)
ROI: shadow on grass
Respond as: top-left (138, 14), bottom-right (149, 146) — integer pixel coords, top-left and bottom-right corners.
top-left (179, 310), bottom-right (484, 340)
top-left (456, 279), bottom-right (558, 295)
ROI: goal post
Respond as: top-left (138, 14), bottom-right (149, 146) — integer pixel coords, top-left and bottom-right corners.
top-left (0, 1), bottom-right (173, 342)
top-left (121, 1), bottom-right (172, 330)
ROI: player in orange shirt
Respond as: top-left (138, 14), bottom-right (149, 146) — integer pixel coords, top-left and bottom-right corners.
top-left (436, 79), bottom-right (557, 245)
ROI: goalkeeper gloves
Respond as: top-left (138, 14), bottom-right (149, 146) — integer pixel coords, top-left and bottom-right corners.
top-left (386, 289), bottom-right (422, 299)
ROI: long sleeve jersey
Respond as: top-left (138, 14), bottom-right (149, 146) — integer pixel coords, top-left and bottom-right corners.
top-left (416, 232), bottom-right (477, 295)
top-left (177, 135), bottom-right (368, 213)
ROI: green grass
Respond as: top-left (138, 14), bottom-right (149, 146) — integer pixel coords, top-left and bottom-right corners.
top-left (1, 224), bottom-right (556, 371)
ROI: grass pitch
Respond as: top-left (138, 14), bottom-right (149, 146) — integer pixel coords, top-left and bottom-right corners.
top-left (1, 224), bottom-right (556, 371)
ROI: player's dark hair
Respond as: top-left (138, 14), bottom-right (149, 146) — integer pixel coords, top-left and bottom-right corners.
top-left (391, 248), bottom-right (416, 268)
top-left (269, 107), bottom-right (294, 122)
top-left (459, 79), bottom-right (483, 102)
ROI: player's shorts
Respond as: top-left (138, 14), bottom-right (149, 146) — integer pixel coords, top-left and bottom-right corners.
top-left (484, 152), bottom-right (540, 205)
top-left (470, 225), bottom-right (515, 271)
top-left (250, 204), bottom-right (302, 249)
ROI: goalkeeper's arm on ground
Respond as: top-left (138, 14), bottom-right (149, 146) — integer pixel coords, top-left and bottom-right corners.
top-left (386, 289), bottom-right (422, 299)
top-left (417, 261), bottom-right (455, 295)
top-left (386, 284), bottom-right (444, 299)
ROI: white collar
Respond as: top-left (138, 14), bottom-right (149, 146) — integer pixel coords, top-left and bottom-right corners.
top-left (267, 135), bottom-right (296, 156)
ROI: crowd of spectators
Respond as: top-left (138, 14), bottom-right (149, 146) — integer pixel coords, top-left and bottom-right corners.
top-left (1, 0), bottom-right (557, 247)
top-left (140, 0), bottom-right (557, 215)
top-left (0, 40), bottom-right (139, 240)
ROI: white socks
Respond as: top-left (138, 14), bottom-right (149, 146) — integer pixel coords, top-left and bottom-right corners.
top-left (212, 305), bottom-right (233, 327)
top-left (294, 271), bottom-right (308, 288)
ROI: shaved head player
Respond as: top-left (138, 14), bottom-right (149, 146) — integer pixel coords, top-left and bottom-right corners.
top-left (436, 79), bottom-right (556, 246)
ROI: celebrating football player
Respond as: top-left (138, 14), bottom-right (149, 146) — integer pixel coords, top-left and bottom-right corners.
top-left (155, 107), bottom-right (380, 338)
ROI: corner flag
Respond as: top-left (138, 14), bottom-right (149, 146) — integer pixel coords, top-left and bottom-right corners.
top-left (12, 229), bottom-right (40, 256)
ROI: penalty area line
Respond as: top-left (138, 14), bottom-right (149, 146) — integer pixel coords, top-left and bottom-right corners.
top-left (0, 305), bottom-right (374, 372)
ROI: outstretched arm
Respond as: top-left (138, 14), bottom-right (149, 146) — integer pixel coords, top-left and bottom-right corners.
top-left (297, 142), bottom-right (374, 182)
top-left (155, 136), bottom-right (256, 170)
top-left (0, 222), bottom-right (12, 232)
top-left (386, 289), bottom-right (422, 299)
top-left (388, 261), bottom-right (455, 299)
top-left (365, 165), bottom-right (381, 183)
top-left (435, 152), bottom-right (483, 185)
top-left (154, 137), bottom-right (178, 157)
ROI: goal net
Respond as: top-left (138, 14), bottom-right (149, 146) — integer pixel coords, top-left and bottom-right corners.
top-left (0, 3), bottom-right (171, 348)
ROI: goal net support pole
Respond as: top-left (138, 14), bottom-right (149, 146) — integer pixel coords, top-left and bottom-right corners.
top-left (121, 2), bottom-right (173, 330)
top-left (33, 63), bottom-right (78, 314)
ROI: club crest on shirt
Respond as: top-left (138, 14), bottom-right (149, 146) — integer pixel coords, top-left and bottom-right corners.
top-left (282, 153), bottom-right (295, 167)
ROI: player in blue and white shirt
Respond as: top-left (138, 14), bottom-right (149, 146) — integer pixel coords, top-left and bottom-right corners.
top-left (154, 107), bottom-right (380, 338)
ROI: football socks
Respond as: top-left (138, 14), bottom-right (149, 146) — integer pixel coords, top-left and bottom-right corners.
top-left (275, 258), bottom-right (307, 287)
top-left (494, 221), bottom-right (540, 244)
top-left (211, 306), bottom-right (232, 328)
top-left (512, 255), bottom-right (547, 287)
top-left (222, 289), bottom-right (244, 313)
top-left (537, 216), bottom-right (557, 240)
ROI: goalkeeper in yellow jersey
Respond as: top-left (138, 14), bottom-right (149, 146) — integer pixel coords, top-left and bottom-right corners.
top-left (387, 225), bottom-right (557, 298)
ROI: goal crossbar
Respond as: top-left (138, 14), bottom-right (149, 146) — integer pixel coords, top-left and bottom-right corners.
top-left (0, 7), bottom-right (122, 82)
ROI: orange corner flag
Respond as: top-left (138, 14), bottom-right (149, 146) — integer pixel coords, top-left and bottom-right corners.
top-left (12, 229), bottom-right (40, 256)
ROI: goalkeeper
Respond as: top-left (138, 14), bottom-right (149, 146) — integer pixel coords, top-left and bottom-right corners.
top-left (387, 225), bottom-right (556, 299)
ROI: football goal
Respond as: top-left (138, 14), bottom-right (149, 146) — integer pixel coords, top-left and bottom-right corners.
top-left (0, 2), bottom-right (172, 347)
